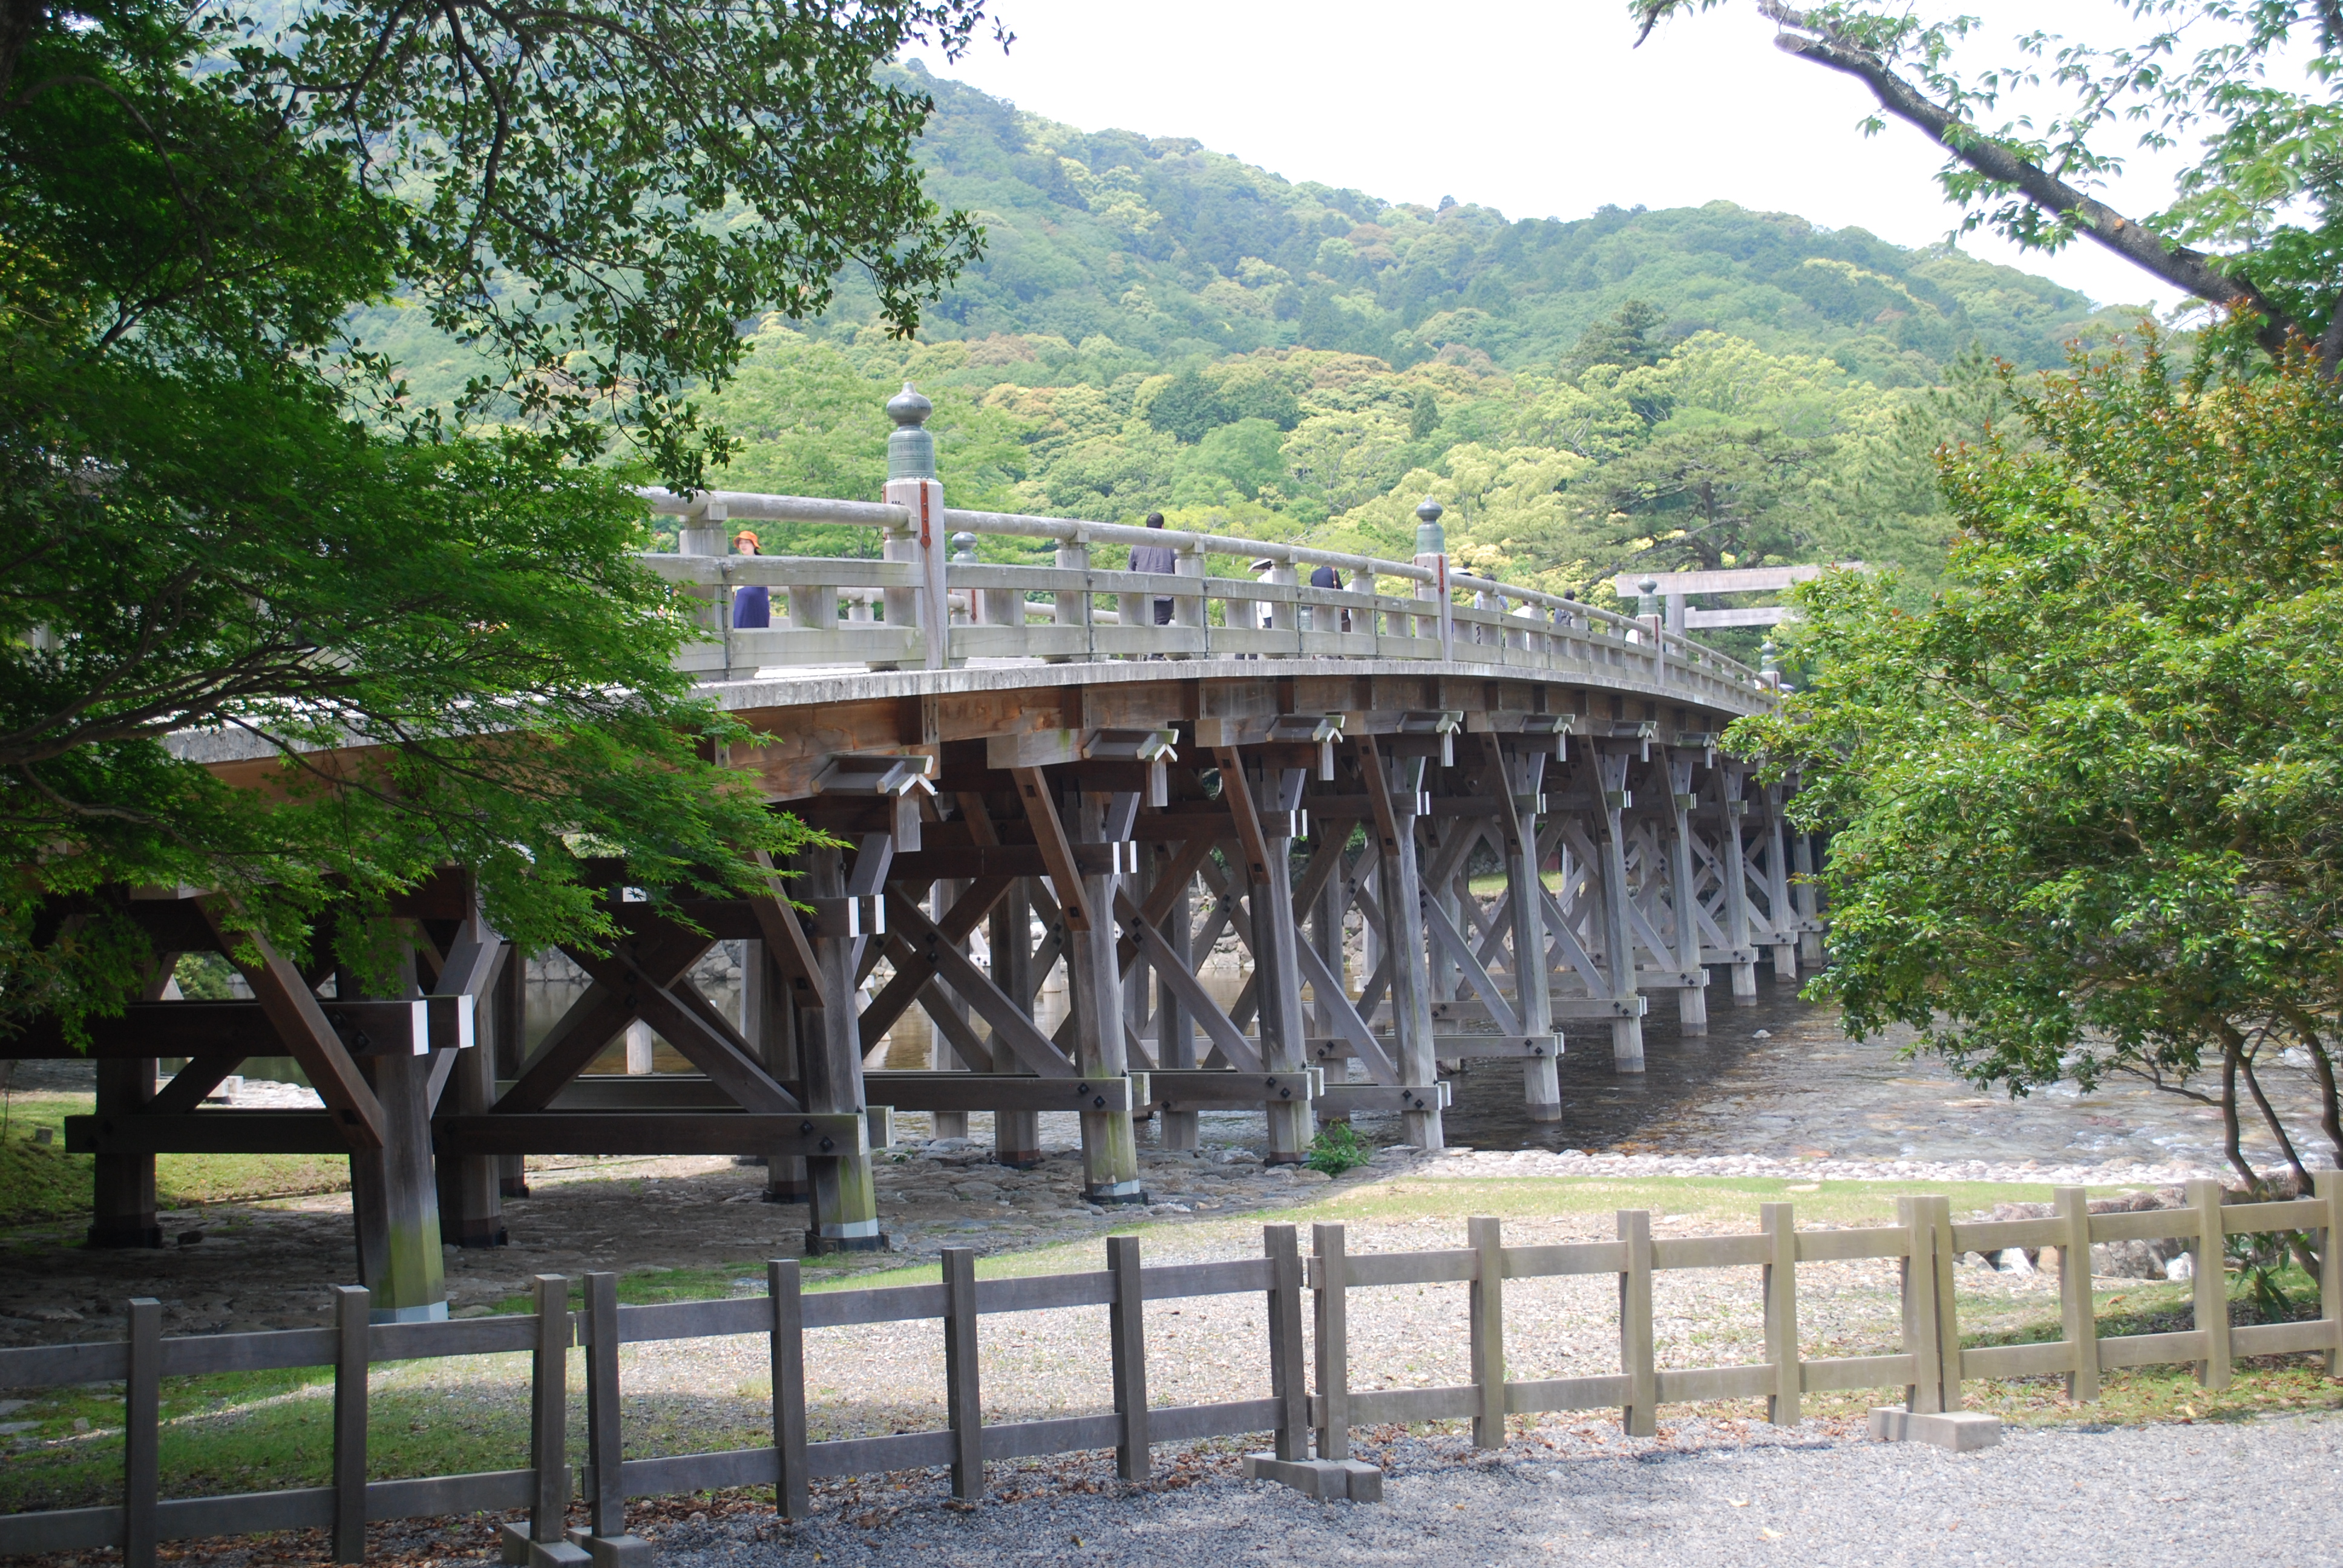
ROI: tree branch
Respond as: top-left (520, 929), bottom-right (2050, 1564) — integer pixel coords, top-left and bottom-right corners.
top-left (1757, 2), bottom-right (2299, 360)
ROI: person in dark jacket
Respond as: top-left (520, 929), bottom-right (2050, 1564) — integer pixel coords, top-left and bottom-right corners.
top-left (1128, 511), bottom-right (1178, 625)
top-left (1309, 561), bottom-right (1349, 632)
top-left (732, 528), bottom-right (770, 629)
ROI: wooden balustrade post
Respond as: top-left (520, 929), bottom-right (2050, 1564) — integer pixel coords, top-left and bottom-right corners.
top-left (1469, 1217), bottom-right (1506, 1448)
top-left (332, 1284), bottom-right (370, 1563)
top-left (1312, 1224), bottom-right (1349, 1460)
top-left (1897, 1196), bottom-right (1942, 1414)
top-left (1759, 1203), bottom-right (1799, 1426)
top-left (1107, 1235), bottom-right (1150, 1480)
top-left (1172, 541), bottom-right (1206, 659)
top-left (529, 1275), bottom-right (572, 1543)
top-left (767, 1260), bottom-right (810, 1519)
top-left (1617, 1210), bottom-right (1656, 1437)
top-left (2053, 1187), bottom-right (2100, 1402)
top-left (1049, 532), bottom-right (1090, 664)
top-left (1265, 1224), bottom-right (1308, 1461)
top-left (942, 1248), bottom-right (985, 1498)
top-left (2189, 1178), bottom-right (2232, 1390)
top-left (1411, 498), bottom-right (1452, 662)
top-left (123, 1296), bottom-right (161, 1568)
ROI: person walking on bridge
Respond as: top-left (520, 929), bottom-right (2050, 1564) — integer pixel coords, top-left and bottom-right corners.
top-left (732, 528), bottom-right (770, 629)
top-left (1129, 511), bottom-right (1178, 626)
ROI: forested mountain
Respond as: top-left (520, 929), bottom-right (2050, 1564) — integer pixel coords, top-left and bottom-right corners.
top-left (356, 64), bottom-right (2133, 603)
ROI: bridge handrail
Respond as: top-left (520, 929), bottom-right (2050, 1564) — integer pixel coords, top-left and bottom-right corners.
top-left (635, 469), bottom-right (1770, 697)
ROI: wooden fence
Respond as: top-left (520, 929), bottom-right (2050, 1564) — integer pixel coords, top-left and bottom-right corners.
top-left (5, 1175), bottom-right (2338, 1566)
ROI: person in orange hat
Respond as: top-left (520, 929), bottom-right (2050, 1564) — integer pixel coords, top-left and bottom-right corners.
top-left (732, 528), bottom-right (770, 628)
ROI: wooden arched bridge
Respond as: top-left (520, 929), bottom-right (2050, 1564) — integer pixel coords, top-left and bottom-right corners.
top-left (14, 386), bottom-right (1824, 1324)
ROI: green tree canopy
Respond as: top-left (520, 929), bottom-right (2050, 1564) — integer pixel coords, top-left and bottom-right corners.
top-left (1, 0), bottom-right (994, 1032)
top-left (1740, 333), bottom-right (2343, 1186)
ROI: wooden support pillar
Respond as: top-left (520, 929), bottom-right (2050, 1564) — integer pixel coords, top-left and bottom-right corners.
top-left (1487, 739), bottom-right (1559, 1122)
top-left (1361, 737), bottom-right (1443, 1149)
top-left (92, 956), bottom-right (179, 1248)
top-left (1792, 829), bottom-right (1825, 967)
top-left (1662, 750), bottom-right (1709, 1037)
top-left (435, 913), bottom-right (507, 1250)
top-left (1593, 749), bottom-right (1645, 1071)
top-left (1066, 785), bottom-right (1144, 1203)
top-left (352, 1043), bottom-right (448, 1320)
top-left (1761, 783), bottom-right (1798, 981)
top-left (1153, 848), bottom-right (1201, 1151)
top-left (801, 844), bottom-right (884, 1251)
top-left (90, 1058), bottom-right (160, 1248)
top-left (1122, 855), bottom-right (1154, 1086)
top-left (1720, 765), bottom-right (1760, 1006)
top-left (491, 949), bottom-right (528, 1198)
top-left (741, 939), bottom-right (809, 1203)
top-left (1310, 834), bottom-right (1349, 1107)
top-left (990, 881), bottom-right (1044, 1168)
top-left (929, 880), bottom-right (972, 1141)
top-left (1237, 758), bottom-right (1313, 1164)
top-left (1426, 817), bottom-right (1462, 1005)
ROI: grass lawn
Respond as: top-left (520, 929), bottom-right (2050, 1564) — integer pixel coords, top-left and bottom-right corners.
top-left (0, 1093), bottom-right (349, 1229)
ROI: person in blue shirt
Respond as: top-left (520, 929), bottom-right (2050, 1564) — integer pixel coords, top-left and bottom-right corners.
top-left (732, 528), bottom-right (770, 629)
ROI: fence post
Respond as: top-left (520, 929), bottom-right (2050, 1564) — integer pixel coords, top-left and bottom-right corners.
top-left (1468, 1217), bottom-right (1506, 1448)
top-left (767, 1260), bottom-right (810, 1518)
top-left (1264, 1224), bottom-right (1308, 1460)
top-left (1107, 1235), bottom-right (1150, 1480)
top-left (1897, 1196), bottom-right (1942, 1413)
top-left (583, 1272), bottom-right (623, 1538)
top-left (1312, 1223), bottom-right (1349, 1461)
top-left (1928, 1195), bottom-right (1962, 1410)
top-left (2188, 1178), bottom-right (2232, 1390)
top-left (2054, 1187), bottom-right (2100, 1402)
top-left (2319, 1170), bottom-right (2343, 1378)
top-left (123, 1296), bottom-right (160, 1568)
top-left (520, 1276), bottom-right (570, 1547)
top-left (942, 1247), bottom-right (984, 1498)
top-left (1617, 1210), bottom-right (1656, 1437)
top-left (1758, 1203), bottom-right (1798, 1426)
top-left (332, 1284), bottom-right (370, 1563)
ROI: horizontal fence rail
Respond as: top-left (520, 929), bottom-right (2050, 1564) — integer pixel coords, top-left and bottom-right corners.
top-left (7, 1177), bottom-right (2334, 1565)
top-left (634, 485), bottom-right (1772, 706)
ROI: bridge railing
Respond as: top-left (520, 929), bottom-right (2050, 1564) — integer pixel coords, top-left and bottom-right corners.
top-left (636, 490), bottom-right (1767, 702)
top-left (634, 385), bottom-right (1771, 706)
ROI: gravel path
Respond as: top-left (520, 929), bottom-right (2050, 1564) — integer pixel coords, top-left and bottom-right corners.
top-left (643, 1413), bottom-right (2343, 1568)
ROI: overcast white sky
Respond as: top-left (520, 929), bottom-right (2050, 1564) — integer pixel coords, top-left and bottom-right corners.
top-left (904, 0), bottom-right (2221, 313)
